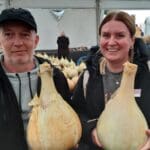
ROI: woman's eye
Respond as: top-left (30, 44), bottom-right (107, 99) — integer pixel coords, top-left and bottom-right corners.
top-left (117, 34), bottom-right (125, 37)
top-left (102, 33), bottom-right (110, 38)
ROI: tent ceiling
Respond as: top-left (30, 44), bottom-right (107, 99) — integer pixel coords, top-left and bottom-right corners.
top-left (9, 0), bottom-right (96, 9)
top-left (100, 0), bottom-right (150, 9)
top-left (6, 0), bottom-right (150, 9)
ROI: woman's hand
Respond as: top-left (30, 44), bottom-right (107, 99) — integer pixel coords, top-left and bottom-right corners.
top-left (91, 129), bottom-right (150, 150)
top-left (140, 129), bottom-right (150, 150)
top-left (91, 128), bottom-right (103, 148)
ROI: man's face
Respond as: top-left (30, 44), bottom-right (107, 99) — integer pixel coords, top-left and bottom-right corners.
top-left (0, 21), bottom-right (39, 66)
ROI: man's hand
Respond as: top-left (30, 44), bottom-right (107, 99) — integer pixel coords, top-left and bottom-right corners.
top-left (91, 128), bottom-right (103, 148)
top-left (140, 130), bottom-right (150, 150)
top-left (72, 144), bottom-right (79, 150)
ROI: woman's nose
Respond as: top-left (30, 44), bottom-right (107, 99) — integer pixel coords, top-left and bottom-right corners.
top-left (108, 36), bottom-right (116, 45)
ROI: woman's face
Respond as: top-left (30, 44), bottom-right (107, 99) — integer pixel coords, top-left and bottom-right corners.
top-left (99, 20), bottom-right (134, 64)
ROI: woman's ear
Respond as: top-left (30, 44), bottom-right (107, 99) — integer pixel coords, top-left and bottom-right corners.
top-left (129, 37), bottom-right (135, 62)
top-left (131, 37), bottom-right (135, 48)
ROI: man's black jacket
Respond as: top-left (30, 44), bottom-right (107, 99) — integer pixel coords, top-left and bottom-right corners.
top-left (0, 56), bottom-right (71, 150)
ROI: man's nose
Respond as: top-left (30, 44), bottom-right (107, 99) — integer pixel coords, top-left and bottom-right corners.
top-left (13, 36), bottom-right (23, 46)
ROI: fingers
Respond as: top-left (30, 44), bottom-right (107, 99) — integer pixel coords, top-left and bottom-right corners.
top-left (140, 129), bottom-right (150, 150)
top-left (72, 144), bottom-right (79, 150)
top-left (91, 128), bottom-right (103, 148)
top-left (140, 139), bottom-right (150, 150)
top-left (146, 130), bottom-right (150, 137)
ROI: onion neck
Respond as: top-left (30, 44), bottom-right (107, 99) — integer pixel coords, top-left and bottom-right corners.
top-left (119, 63), bottom-right (137, 96)
top-left (40, 70), bottom-right (57, 96)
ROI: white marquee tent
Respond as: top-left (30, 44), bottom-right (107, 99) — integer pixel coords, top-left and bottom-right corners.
top-left (0, 0), bottom-right (150, 50)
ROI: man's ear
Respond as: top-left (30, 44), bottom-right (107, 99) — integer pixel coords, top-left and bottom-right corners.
top-left (0, 32), bottom-right (3, 49)
top-left (34, 35), bottom-right (39, 49)
top-left (0, 40), bottom-right (2, 49)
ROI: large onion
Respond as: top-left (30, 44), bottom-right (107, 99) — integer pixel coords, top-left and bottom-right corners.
top-left (27, 62), bottom-right (82, 150)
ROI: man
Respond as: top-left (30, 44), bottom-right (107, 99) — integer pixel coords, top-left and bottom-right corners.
top-left (57, 31), bottom-right (70, 60)
top-left (0, 8), bottom-right (71, 150)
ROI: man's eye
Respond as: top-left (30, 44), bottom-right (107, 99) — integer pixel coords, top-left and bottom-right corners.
top-left (4, 33), bottom-right (12, 37)
top-left (117, 34), bottom-right (125, 37)
top-left (22, 33), bottom-right (32, 39)
top-left (22, 33), bottom-right (30, 37)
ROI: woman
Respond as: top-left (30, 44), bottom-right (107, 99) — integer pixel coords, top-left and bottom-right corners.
top-left (71, 11), bottom-right (150, 150)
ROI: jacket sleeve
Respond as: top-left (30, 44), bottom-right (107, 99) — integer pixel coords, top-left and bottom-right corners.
top-left (53, 67), bottom-right (72, 102)
top-left (71, 72), bottom-right (96, 144)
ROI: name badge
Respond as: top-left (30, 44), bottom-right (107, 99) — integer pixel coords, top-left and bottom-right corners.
top-left (134, 89), bottom-right (141, 97)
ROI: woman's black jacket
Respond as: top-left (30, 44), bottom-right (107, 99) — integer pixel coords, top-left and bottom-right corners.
top-left (71, 52), bottom-right (150, 150)
top-left (0, 56), bottom-right (71, 150)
